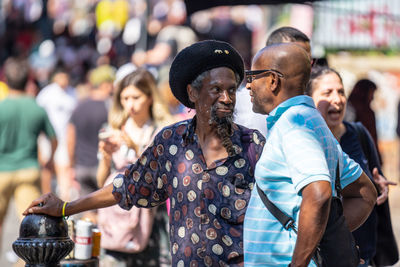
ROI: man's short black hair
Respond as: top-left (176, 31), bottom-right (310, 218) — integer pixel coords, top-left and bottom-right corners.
top-left (4, 57), bottom-right (29, 91)
top-left (266, 27), bottom-right (310, 46)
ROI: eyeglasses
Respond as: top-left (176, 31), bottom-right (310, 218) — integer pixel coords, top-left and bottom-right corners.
top-left (245, 69), bottom-right (284, 83)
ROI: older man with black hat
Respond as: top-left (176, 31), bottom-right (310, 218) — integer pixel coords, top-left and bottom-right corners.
top-left (24, 40), bottom-right (265, 266)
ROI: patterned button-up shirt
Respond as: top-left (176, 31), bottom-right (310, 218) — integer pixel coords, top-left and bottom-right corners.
top-left (112, 117), bottom-right (265, 266)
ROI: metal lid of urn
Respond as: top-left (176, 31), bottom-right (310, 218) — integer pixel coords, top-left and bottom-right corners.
top-left (12, 214), bottom-right (74, 267)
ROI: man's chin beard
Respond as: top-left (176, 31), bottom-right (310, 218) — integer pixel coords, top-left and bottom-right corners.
top-left (208, 104), bottom-right (235, 156)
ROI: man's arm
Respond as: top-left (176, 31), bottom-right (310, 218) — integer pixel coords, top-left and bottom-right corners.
top-left (66, 123), bottom-right (76, 167)
top-left (291, 180), bottom-right (332, 267)
top-left (341, 172), bottom-right (377, 231)
top-left (23, 183), bottom-right (117, 217)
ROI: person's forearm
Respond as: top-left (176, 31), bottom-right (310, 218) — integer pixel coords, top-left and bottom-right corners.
top-left (65, 184), bottom-right (117, 216)
top-left (291, 182), bottom-right (331, 267)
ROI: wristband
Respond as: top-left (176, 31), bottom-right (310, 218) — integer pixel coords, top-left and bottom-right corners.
top-left (62, 201), bottom-right (68, 219)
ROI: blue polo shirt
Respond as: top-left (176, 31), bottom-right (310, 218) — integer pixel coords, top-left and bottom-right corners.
top-left (243, 95), bottom-right (362, 266)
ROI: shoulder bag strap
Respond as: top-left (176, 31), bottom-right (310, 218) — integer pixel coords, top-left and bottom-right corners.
top-left (256, 162), bottom-right (340, 232)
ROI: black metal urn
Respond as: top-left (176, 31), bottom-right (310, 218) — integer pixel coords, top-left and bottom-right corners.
top-left (12, 214), bottom-right (74, 267)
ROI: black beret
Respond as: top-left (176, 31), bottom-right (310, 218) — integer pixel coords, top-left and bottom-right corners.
top-left (169, 40), bottom-right (244, 108)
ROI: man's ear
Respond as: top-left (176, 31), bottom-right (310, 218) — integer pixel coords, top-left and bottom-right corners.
top-left (187, 84), bottom-right (198, 104)
top-left (269, 72), bottom-right (280, 94)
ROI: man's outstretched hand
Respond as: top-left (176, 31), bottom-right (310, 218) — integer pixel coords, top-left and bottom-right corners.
top-left (23, 193), bottom-right (64, 217)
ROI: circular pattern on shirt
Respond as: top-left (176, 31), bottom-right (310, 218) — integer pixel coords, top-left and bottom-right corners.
top-left (204, 256), bottom-right (213, 267)
top-left (150, 161), bottom-right (158, 171)
top-left (171, 197), bottom-right (176, 208)
top-left (228, 251), bottom-right (240, 260)
top-left (221, 207), bottom-right (231, 219)
top-left (128, 184), bottom-right (135, 195)
top-left (187, 190), bottom-right (197, 202)
top-left (222, 235), bottom-right (233, 246)
top-left (178, 162), bottom-right (186, 173)
top-left (177, 260), bottom-right (184, 267)
top-left (190, 260), bottom-right (198, 267)
top-left (186, 217), bottom-right (193, 229)
top-left (191, 233), bottom-right (200, 244)
top-left (174, 210), bottom-right (181, 221)
top-left (137, 199), bottom-right (148, 207)
top-left (156, 144), bottom-right (164, 156)
top-left (185, 150), bottom-right (194, 160)
top-left (202, 172), bottom-right (210, 182)
top-left (177, 191), bottom-right (184, 202)
top-left (182, 204), bottom-right (188, 216)
top-left (235, 199), bottom-right (246, 210)
top-left (197, 180), bottom-right (202, 190)
top-left (183, 176), bottom-right (191, 186)
top-left (200, 214), bottom-right (210, 224)
top-left (165, 160), bottom-right (172, 172)
top-left (222, 185), bottom-right (230, 197)
top-left (161, 174), bottom-right (167, 184)
top-left (192, 163), bottom-right (203, 174)
top-left (169, 144), bottom-right (178, 155)
top-left (124, 168), bottom-right (130, 176)
top-left (144, 172), bottom-right (153, 184)
top-left (232, 144), bottom-right (242, 154)
top-left (172, 243), bottom-right (179, 254)
top-left (208, 204), bottom-right (217, 215)
top-left (218, 182), bottom-right (222, 191)
top-left (139, 186), bottom-right (150, 196)
top-left (219, 260), bottom-right (229, 267)
top-left (249, 182), bottom-right (254, 190)
top-left (212, 244), bottom-right (223, 255)
top-left (162, 129), bottom-right (172, 139)
top-left (213, 219), bottom-right (222, 229)
top-left (113, 177), bottom-right (123, 188)
top-left (132, 171), bottom-right (140, 182)
top-left (206, 228), bottom-right (217, 240)
top-left (178, 226), bottom-right (185, 238)
top-left (194, 207), bottom-right (201, 217)
top-left (235, 187), bottom-right (245, 195)
top-left (184, 246), bottom-right (192, 257)
top-left (139, 155), bottom-right (147, 165)
top-left (173, 177), bottom-right (178, 188)
top-left (234, 158), bottom-right (246, 168)
top-left (157, 178), bottom-right (163, 189)
top-left (204, 188), bottom-right (214, 199)
top-left (253, 132), bottom-right (260, 144)
top-left (216, 166), bottom-right (228, 176)
top-left (229, 227), bottom-right (241, 237)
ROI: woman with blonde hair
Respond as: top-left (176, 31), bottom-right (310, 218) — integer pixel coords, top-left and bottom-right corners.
top-left (97, 68), bottom-right (172, 267)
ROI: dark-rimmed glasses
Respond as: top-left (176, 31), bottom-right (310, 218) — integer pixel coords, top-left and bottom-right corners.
top-left (245, 69), bottom-right (284, 83)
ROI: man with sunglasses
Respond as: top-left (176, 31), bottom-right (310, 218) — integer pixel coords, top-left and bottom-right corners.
top-left (234, 27), bottom-right (312, 136)
top-left (243, 43), bottom-right (377, 266)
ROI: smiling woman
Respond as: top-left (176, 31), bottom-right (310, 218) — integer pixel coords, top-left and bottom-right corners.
top-left (306, 66), bottom-right (398, 267)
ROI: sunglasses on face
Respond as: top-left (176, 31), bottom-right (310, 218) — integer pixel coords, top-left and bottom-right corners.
top-left (245, 69), bottom-right (284, 83)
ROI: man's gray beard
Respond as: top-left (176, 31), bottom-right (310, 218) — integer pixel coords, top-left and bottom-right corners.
top-left (208, 104), bottom-right (235, 156)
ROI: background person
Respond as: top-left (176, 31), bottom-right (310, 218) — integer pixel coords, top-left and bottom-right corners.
top-left (0, 57), bottom-right (57, 249)
top-left (36, 67), bottom-right (77, 200)
top-left (96, 68), bottom-right (172, 267)
top-left (306, 66), bottom-right (398, 267)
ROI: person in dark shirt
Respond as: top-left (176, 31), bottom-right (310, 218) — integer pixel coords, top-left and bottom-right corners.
top-left (306, 66), bottom-right (398, 267)
top-left (24, 40), bottom-right (265, 266)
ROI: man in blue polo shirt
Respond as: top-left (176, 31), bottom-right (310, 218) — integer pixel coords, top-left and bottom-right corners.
top-left (243, 43), bottom-right (377, 266)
